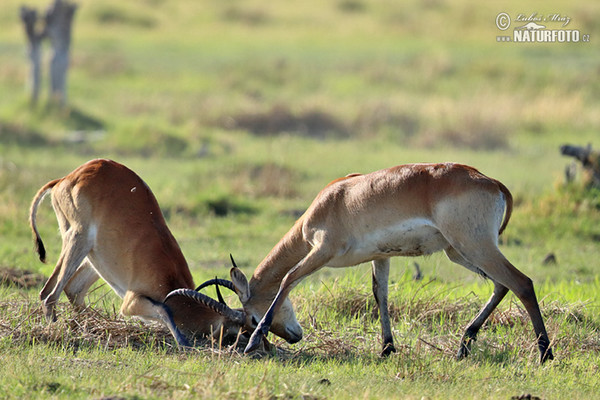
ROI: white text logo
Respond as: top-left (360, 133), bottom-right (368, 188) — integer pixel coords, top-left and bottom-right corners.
top-left (495, 12), bottom-right (590, 43)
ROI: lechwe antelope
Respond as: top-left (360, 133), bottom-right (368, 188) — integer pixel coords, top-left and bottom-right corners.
top-left (226, 163), bottom-right (554, 363)
top-left (30, 159), bottom-right (246, 347)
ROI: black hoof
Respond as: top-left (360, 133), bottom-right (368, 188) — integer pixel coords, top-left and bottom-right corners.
top-left (540, 348), bottom-right (554, 364)
top-left (456, 340), bottom-right (472, 360)
top-left (244, 333), bottom-right (263, 354)
top-left (381, 343), bottom-right (396, 357)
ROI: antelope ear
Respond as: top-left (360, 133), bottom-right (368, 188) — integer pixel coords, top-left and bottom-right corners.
top-left (229, 254), bottom-right (251, 304)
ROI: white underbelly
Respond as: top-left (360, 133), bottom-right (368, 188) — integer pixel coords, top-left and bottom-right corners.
top-left (327, 218), bottom-right (449, 267)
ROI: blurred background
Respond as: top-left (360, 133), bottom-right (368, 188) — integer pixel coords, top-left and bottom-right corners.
top-left (1, 0), bottom-right (599, 284)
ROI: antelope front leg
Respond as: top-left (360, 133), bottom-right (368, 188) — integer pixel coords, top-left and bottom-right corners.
top-left (245, 247), bottom-right (333, 354)
top-left (372, 259), bottom-right (396, 356)
top-left (64, 260), bottom-right (99, 311)
top-left (245, 294), bottom-right (280, 354)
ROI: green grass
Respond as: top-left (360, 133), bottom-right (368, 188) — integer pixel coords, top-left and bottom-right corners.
top-left (1, 0), bottom-right (600, 398)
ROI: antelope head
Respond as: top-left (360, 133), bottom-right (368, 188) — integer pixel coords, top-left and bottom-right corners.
top-left (175, 256), bottom-right (303, 345)
top-left (164, 280), bottom-right (247, 345)
top-left (228, 255), bottom-right (303, 344)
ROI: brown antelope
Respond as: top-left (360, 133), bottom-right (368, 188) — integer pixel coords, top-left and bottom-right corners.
top-left (30, 159), bottom-right (246, 347)
top-left (224, 163), bottom-right (554, 363)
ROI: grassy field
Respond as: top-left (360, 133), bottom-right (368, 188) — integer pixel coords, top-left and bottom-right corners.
top-left (1, 0), bottom-right (600, 398)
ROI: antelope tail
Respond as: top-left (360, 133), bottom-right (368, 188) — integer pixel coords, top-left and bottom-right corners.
top-left (496, 180), bottom-right (513, 236)
top-left (29, 179), bottom-right (60, 263)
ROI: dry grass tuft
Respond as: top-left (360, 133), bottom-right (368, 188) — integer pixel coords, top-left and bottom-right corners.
top-left (0, 299), bottom-right (176, 351)
top-left (293, 283), bottom-right (600, 361)
top-left (0, 299), bottom-right (263, 356)
top-left (298, 326), bottom-right (374, 358)
top-left (1, 288), bottom-right (597, 363)
top-left (306, 283), bottom-right (477, 327)
top-left (0, 296), bottom-right (287, 360)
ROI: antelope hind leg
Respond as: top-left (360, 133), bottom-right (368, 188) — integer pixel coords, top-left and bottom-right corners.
top-left (40, 228), bottom-right (92, 322)
top-left (64, 260), bottom-right (99, 312)
top-left (446, 245), bottom-right (553, 363)
top-left (445, 247), bottom-right (509, 359)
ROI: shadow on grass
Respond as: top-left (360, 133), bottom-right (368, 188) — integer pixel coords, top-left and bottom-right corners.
top-left (37, 103), bottom-right (105, 132)
top-left (0, 121), bottom-right (50, 147)
top-left (63, 106), bottom-right (105, 131)
top-left (1, 104), bottom-right (105, 148)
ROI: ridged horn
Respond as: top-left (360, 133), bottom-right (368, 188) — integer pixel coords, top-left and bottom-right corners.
top-left (165, 288), bottom-right (245, 325)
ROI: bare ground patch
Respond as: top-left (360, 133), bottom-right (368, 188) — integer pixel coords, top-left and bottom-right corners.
top-left (0, 267), bottom-right (46, 289)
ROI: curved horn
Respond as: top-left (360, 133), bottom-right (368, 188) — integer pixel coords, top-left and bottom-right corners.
top-left (165, 288), bottom-right (245, 325)
top-left (215, 280), bottom-right (225, 304)
top-left (195, 278), bottom-right (236, 293)
top-left (195, 277), bottom-right (235, 304)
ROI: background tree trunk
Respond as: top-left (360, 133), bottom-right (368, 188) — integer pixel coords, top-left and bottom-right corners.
top-left (20, 7), bottom-right (45, 105)
top-left (45, 0), bottom-right (77, 107)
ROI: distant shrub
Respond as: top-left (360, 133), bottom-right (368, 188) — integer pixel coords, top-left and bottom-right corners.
top-left (416, 126), bottom-right (509, 150)
top-left (352, 103), bottom-right (420, 138)
top-left (337, 0), bottom-right (367, 13)
top-left (92, 4), bottom-right (157, 29)
top-left (108, 123), bottom-right (189, 157)
top-left (221, 6), bottom-right (269, 26)
top-left (205, 196), bottom-right (256, 217)
top-left (223, 104), bottom-right (349, 139)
